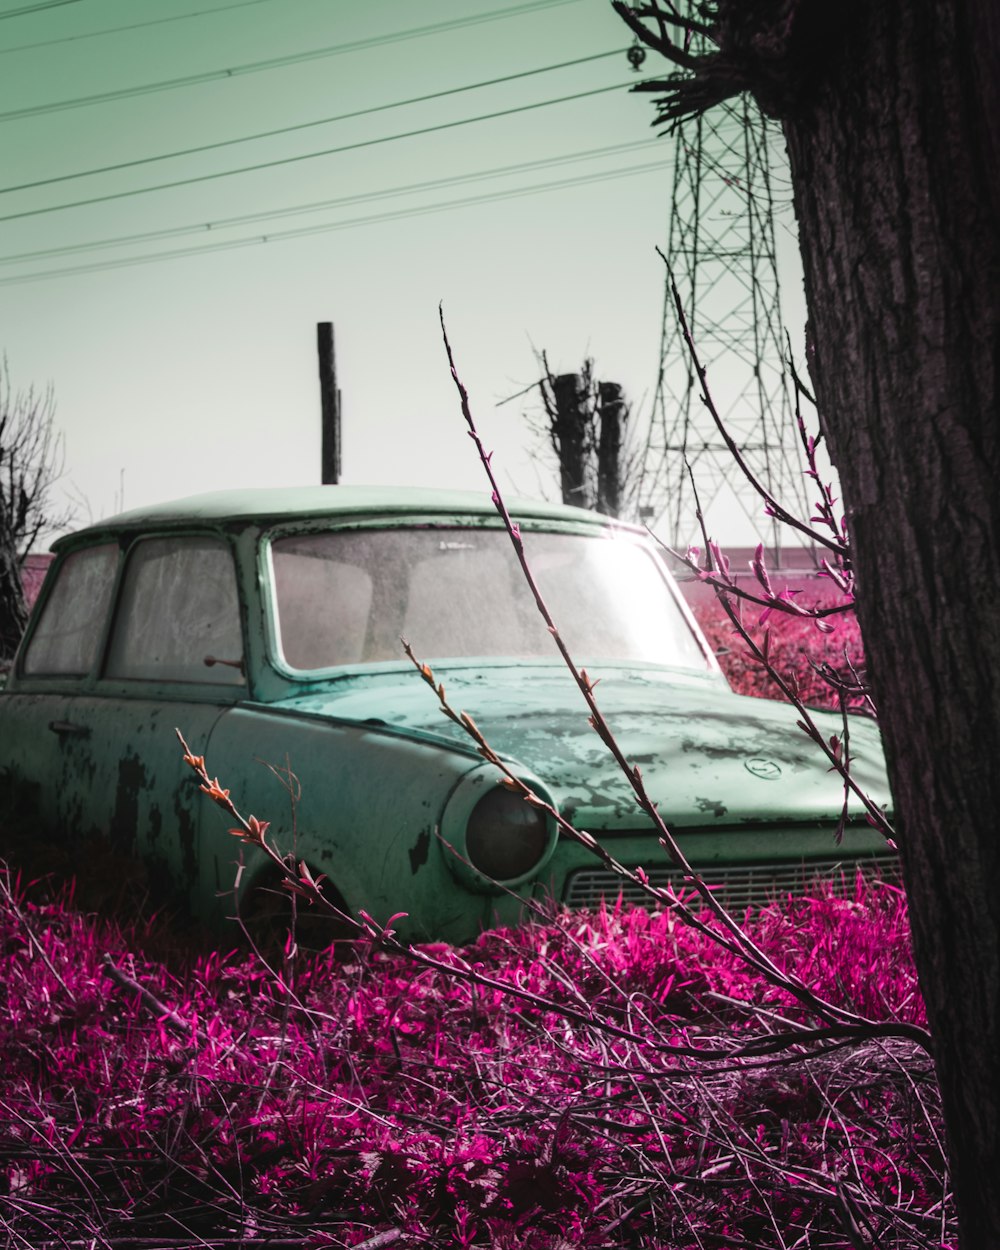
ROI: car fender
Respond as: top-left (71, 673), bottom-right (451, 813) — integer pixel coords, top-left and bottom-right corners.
top-left (200, 704), bottom-right (535, 942)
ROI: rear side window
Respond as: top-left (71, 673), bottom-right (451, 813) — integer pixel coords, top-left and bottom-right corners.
top-left (22, 544), bottom-right (118, 676)
top-left (104, 536), bottom-right (244, 685)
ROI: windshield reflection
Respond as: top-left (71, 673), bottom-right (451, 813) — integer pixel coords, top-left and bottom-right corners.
top-left (269, 527), bottom-right (710, 673)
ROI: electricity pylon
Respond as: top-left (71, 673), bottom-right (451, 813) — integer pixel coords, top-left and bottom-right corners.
top-left (635, 93), bottom-right (807, 553)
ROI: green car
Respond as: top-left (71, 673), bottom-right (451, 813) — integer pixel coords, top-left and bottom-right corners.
top-left (0, 487), bottom-right (896, 943)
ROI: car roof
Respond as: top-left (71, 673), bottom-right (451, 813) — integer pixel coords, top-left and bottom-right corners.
top-left (52, 485), bottom-right (631, 551)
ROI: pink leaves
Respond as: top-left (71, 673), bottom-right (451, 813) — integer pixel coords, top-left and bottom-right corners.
top-left (281, 859), bottom-right (328, 903)
top-left (709, 539), bottom-right (731, 579)
top-left (694, 595), bottom-right (868, 712)
top-left (0, 862), bottom-right (940, 1246)
top-left (229, 813), bottom-right (270, 846)
top-left (199, 776), bottom-right (230, 803)
top-left (752, 542), bottom-right (774, 597)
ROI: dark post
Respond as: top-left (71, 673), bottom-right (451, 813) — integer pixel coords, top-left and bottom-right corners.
top-left (317, 322), bottom-right (341, 485)
top-left (549, 372), bottom-right (594, 509)
top-left (596, 381), bottom-right (628, 518)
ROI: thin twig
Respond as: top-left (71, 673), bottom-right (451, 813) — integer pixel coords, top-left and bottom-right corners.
top-left (437, 305), bottom-right (918, 1044)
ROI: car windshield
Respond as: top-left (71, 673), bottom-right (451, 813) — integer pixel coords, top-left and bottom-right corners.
top-left (268, 526), bottom-right (711, 672)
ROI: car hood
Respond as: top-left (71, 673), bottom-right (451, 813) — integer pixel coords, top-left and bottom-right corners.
top-left (272, 664), bottom-right (891, 830)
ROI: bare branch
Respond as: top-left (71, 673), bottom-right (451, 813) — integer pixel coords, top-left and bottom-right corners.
top-left (437, 305), bottom-right (924, 1049)
top-left (0, 356), bottom-right (71, 661)
top-left (611, 1), bottom-right (712, 72)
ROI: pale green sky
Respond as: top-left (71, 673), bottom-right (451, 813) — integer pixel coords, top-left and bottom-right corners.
top-left (0, 0), bottom-right (809, 546)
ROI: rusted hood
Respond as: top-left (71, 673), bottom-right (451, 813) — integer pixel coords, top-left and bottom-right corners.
top-left (276, 664), bottom-right (890, 830)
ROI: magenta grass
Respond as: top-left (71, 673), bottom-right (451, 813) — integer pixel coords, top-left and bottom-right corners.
top-left (0, 871), bottom-right (946, 1248)
top-left (0, 595), bottom-right (950, 1248)
top-left (691, 583), bottom-right (866, 709)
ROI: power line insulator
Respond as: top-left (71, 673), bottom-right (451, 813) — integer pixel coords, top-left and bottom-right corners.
top-left (627, 43), bottom-right (646, 71)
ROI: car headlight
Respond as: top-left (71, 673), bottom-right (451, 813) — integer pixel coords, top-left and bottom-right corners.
top-left (466, 786), bottom-right (549, 881)
top-left (439, 764), bottom-right (559, 893)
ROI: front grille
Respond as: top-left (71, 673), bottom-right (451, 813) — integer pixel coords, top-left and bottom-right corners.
top-left (562, 854), bottom-right (902, 914)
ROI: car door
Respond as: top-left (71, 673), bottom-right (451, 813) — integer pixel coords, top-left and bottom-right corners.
top-left (1, 542), bottom-right (119, 829)
top-left (52, 533), bottom-right (248, 904)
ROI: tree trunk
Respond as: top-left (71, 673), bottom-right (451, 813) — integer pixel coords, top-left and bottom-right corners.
top-left (0, 537), bottom-right (27, 664)
top-left (596, 381), bottom-right (627, 518)
top-left (777, 3), bottom-right (1000, 1242)
top-left (0, 487), bottom-right (27, 663)
top-left (549, 372), bottom-right (594, 508)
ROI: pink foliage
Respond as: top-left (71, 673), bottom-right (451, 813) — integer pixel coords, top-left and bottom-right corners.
top-left (0, 573), bottom-right (948, 1247)
top-left (0, 863), bottom-right (947, 1248)
top-left (691, 586), bottom-right (866, 709)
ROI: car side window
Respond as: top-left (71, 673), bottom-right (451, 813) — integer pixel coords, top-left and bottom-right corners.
top-left (22, 543), bottom-right (119, 676)
top-left (104, 536), bottom-right (245, 685)
top-left (271, 538), bottom-right (373, 668)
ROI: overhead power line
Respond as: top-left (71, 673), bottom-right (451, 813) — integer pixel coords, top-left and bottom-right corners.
top-left (0, 0), bottom-right (83, 19)
top-left (0, 138), bottom-right (664, 266)
top-left (0, 78), bottom-right (650, 224)
top-left (0, 154), bottom-right (669, 287)
top-left (0, 0), bottom-right (283, 52)
top-left (0, 50), bottom-right (624, 195)
top-left (0, 0), bottom-right (582, 121)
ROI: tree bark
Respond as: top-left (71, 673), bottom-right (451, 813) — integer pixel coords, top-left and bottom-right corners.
top-left (596, 381), bottom-right (627, 518)
top-left (774, 3), bottom-right (1000, 1243)
top-left (0, 550), bottom-right (26, 660)
top-left (549, 372), bottom-right (594, 508)
top-left (0, 521), bottom-right (27, 663)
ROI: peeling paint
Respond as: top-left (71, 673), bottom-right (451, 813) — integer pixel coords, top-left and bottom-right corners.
top-left (408, 827), bottom-right (431, 874)
top-left (148, 803), bottom-right (163, 847)
top-left (173, 793), bottom-right (198, 886)
top-left (111, 754), bottom-right (147, 854)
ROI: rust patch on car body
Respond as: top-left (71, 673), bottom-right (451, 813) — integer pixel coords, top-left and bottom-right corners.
top-left (173, 794), bottom-right (198, 886)
top-left (409, 827), bottom-right (431, 874)
top-left (111, 754), bottom-right (147, 854)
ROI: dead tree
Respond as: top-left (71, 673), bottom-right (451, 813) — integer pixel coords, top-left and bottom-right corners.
top-left (537, 359), bottom-right (631, 518)
top-left (0, 359), bottom-right (66, 663)
top-left (596, 381), bottom-right (628, 518)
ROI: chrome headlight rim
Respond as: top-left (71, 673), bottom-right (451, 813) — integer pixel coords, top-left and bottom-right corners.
top-left (438, 762), bottom-right (559, 894)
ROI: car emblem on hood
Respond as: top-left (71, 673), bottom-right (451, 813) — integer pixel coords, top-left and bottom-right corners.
top-left (745, 757), bottom-right (782, 780)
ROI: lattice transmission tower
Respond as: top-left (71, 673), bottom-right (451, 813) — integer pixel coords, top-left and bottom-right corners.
top-left (635, 86), bottom-right (807, 552)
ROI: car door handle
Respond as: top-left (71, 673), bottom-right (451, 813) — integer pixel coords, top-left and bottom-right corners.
top-left (48, 720), bottom-right (91, 738)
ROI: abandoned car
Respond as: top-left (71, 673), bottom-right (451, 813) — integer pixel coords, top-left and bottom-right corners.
top-left (0, 486), bottom-right (897, 942)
